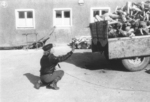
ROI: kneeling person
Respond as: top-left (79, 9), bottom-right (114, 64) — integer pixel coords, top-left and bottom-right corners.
top-left (35, 43), bottom-right (75, 90)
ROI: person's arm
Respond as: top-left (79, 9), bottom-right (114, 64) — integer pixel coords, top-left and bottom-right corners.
top-left (52, 45), bottom-right (75, 62)
top-left (56, 51), bottom-right (73, 62)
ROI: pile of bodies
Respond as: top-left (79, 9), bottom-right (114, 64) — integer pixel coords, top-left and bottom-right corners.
top-left (94, 1), bottom-right (150, 38)
top-left (69, 36), bottom-right (91, 49)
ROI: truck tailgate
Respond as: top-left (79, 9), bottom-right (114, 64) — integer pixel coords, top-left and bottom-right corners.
top-left (108, 35), bottom-right (150, 59)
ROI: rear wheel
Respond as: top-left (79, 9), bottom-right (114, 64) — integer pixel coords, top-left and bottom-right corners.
top-left (121, 57), bottom-right (150, 71)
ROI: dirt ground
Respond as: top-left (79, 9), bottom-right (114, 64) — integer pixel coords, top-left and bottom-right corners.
top-left (0, 48), bottom-right (150, 102)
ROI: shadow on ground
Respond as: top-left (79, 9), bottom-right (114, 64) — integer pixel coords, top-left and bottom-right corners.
top-left (146, 70), bottom-right (150, 74)
top-left (65, 52), bottom-right (126, 71)
top-left (24, 73), bottom-right (40, 87)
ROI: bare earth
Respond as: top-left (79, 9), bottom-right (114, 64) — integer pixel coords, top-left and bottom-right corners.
top-left (0, 48), bottom-right (150, 102)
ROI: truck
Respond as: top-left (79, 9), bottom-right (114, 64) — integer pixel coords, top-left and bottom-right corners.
top-left (90, 21), bottom-right (150, 71)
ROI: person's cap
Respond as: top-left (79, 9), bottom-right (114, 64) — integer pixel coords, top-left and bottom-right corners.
top-left (42, 43), bottom-right (53, 51)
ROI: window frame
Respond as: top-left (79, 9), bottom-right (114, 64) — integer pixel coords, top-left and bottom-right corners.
top-left (15, 9), bottom-right (35, 29)
top-left (53, 8), bottom-right (72, 28)
top-left (90, 7), bottom-right (111, 23)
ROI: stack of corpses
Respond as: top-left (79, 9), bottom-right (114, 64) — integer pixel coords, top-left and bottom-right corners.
top-left (94, 1), bottom-right (150, 38)
top-left (69, 36), bottom-right (91, 49)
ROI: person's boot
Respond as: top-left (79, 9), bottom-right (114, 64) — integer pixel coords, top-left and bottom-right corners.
top-left (34, 80), bottom-right (44, 89)
top-left (49, 81), bottom-right (59, 90)
top-left (47, 77), bottom-right (60, 90)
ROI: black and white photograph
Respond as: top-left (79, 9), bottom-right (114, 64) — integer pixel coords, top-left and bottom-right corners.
top-left (0, 0), bottom-right (150, 102)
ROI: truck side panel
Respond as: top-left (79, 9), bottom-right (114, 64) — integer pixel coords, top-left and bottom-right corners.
top-left (108, 35), bottom-right (150, 59)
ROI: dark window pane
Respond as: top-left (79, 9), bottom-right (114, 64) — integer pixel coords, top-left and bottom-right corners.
top-left (64, 11), bottom-right (70, 18)
top-left (102, 10), bottom-right (108, 15)
top-left (93, 10), bottom-right (99, 17)
top-left (27, 11), bottom-right (33, 18)
top-left (19, 11), bottom-right (25, 18)
top-left (56, 11), bottom-right (62, 18)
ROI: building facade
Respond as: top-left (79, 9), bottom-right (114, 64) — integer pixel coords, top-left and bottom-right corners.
top-left (0, 0), bottom-right (141, 46)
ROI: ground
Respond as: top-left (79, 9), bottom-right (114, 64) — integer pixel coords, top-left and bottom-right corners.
top-left (0, 48), bottom-right (150, 102)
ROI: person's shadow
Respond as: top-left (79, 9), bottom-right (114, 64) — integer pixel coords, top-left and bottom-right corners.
top-left (24, 73), bottom-right (40, 88)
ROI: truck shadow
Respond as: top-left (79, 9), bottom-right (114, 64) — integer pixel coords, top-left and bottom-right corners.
top-left (146, 70), bottom-right (150, 74)
top-left (66, 51), bottom-right (126, 71)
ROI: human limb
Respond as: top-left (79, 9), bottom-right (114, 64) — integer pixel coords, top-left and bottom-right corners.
top-left (40, 70), bottom-right (64, 90)
top-left (35, 70), bottom-right (64, 89)
top-left (46, 70), bottom-right (64, 90)
top-left (56, 45), bottom-right (75, 62)
top-left (40, 70), bottom-right (64, 83)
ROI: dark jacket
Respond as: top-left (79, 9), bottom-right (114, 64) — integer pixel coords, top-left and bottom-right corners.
top-left (40, 51), bottom-right (73, 75)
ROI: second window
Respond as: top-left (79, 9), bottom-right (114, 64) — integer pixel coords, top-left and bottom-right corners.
top-left (53, 8), bottom-right (72, 27)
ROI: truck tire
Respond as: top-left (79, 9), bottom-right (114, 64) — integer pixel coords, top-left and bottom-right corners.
top-left (121, 57), bottom-right (150, 72)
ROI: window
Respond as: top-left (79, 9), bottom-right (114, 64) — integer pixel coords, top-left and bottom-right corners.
top-left (53, 8), bottom-right (72, 27)
top-left (90, 7), bottom-right (111, 23)
top-left (15, 9), bottom-right (35, 29)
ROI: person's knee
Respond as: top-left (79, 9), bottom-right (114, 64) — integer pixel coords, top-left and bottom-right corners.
top-left (58, 70), bottom-right (64, 78)
top-left (60, 70), bottom-right (64, 76)
top-left (54, 70), bottom-right (64, 79)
